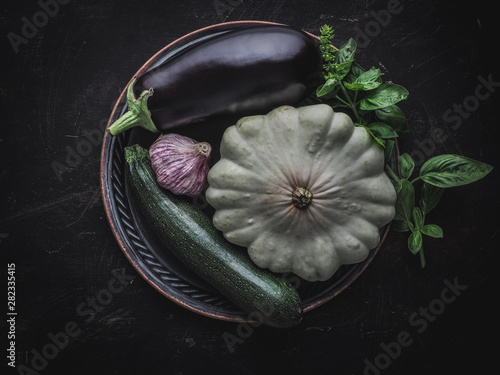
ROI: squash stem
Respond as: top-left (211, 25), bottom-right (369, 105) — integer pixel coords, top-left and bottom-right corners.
top-left (108, 78), bottom-right (159, 136)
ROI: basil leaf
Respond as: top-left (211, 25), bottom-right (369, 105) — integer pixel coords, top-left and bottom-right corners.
top-left (366, 122), bottom-right (399, 139)
top-left (421, 224), bottom-right (444, 238)
top-left (420, 182), bottom-right (444, 215)
top-left (391, 220), bottom-right (410, 232)
top-left (412, 207), bottom-right (424, 230)
top-left (360, 84), bottom-right (409, 110)
top-left (394, 179), bottom-right (415, 224)
top-left (372, 136), bottom-right (386, 148)
top-left (384, 139), bottom-right (395, 165)
top-left (419, 154), bottom-right (493, 188)
top-left (345, 82), bottom-right (381, 92)
top-left (333, 60), bottom-right (355, 81)
top-left (350, 61), bottom-right (366, 75)
top-left (344, 67), bottom-right (382, 91)
top-left (398, 153), bottom-right (415, 179)
top-left (358, 124), bottom-right (386, 148)
top-left (335, 38), bottom-right (357, 65)
top-left (408, 230), bottom-right (423, 255)
top-left (374, 105), bottom-right (409, 132)
top-left (344, 61), bottom-right (366, 84)
top-left (316, 77), bottom-right (340, 97)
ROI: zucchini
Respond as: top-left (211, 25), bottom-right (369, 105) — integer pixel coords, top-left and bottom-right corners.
top-left (124, 144), bottom-right (302, 328)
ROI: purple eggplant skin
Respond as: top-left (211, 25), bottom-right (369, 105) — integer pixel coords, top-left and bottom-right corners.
top-left (108, 25), bottom-right (322, 135)
top-left (136, 25), bottom-right (322, 130)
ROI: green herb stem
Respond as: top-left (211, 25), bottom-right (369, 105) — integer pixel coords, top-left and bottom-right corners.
top-left (410, 176), bottom-right (422, 184)
top-left (419, 248), bottom-right (426, 268)
top-left (353, 91), bottom-right (359, 108)
top-left (339, 83), bottom-right (361, 122)
top-left (385, 165), bottom-right (399, 182)
top-left (333, 94), bottom-right (351, 108)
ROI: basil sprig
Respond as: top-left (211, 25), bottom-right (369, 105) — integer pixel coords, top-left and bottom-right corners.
top-left (316, 25), bottom-right (494, 267)
top-left (316, 25), bottom-right (409, 148)
top-left (388, 154), bottom-right (492, 267)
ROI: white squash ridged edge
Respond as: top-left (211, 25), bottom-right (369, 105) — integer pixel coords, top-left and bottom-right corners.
top-left (206, 104), bottom-right (396, 282)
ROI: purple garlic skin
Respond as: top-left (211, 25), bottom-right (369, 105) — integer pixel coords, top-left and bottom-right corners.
top-left (149, 133), bottom-right (211, 197)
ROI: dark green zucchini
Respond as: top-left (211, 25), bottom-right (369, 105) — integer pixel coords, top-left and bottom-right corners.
top-left (124, 144), bottom-right (302, 328)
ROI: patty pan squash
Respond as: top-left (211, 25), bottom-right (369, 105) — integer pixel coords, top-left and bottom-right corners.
top-left (206, 104), bottom-right (396, 282)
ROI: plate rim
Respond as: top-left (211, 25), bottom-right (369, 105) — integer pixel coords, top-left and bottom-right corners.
top-left (100, 20), bottom-right (397, 323)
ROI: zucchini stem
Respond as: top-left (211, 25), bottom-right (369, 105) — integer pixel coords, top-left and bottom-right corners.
top-left (125, 144), bottom-right (151, 165)
top-left (108, 78), bottom-right (159, 135)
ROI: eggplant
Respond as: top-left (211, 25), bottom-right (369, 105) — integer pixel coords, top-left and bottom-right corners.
top-left (108, 25), bottom-right (322, 135)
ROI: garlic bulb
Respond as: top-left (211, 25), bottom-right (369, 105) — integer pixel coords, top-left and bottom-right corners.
top-left (149, 133), bottom-right (212, 197)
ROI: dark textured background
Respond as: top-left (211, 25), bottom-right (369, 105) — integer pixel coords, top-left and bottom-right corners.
top-left (1, 0), bottom-right (499, 374)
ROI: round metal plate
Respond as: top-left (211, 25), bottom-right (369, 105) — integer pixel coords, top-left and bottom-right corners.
top-left (100, 21), bottom-right (394, 323)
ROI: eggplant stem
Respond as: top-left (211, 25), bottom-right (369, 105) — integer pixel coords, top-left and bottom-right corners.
top-left (107, 78), bottom-right (159, 135)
